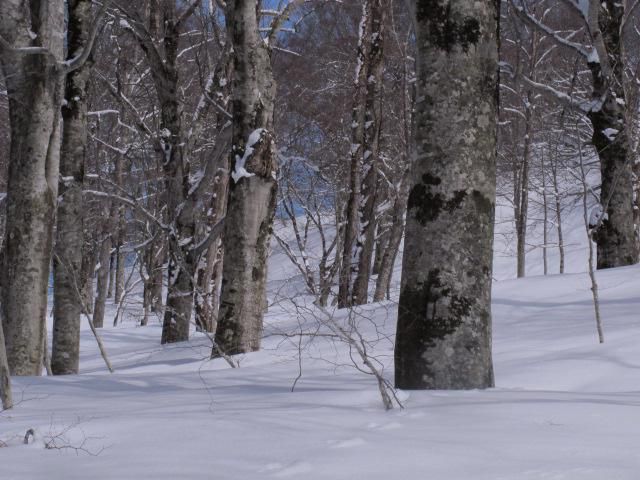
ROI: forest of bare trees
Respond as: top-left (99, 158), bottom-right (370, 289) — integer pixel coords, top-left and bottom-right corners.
top-left (1, 0), bottom-right (639, 413)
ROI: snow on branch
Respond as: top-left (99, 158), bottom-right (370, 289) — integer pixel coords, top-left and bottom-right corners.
top-left (232, 128), bottom-right (266, 183)
top-left (508, 0), bottom-right (596, 63)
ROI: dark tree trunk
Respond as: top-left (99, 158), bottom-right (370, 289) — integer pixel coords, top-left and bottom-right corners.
top-left (589, 2), bottom-right (637, 269)
top-left (395, 0), bottom-right (498, 390)
top-left (52, 0), bottom-right (95, 375)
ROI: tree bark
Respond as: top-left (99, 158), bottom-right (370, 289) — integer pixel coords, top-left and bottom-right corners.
top-left (92, 208), bottom-right (114, 329)
top-left (338, 0), bottom-right (383, 308)
top-left (214, 0), bottom-right (278, 355)
top-left (515, 93), bottom-right (532, 278)
top-left (351, 0), bottom-right (389, 306)
top-left (128, 2), bottom-right (199, 344)
top-left (0, 318), bottom-right (12, 409)
top-left (374, 171), bottom-right (410, 302)
top-left (52, 0), bottom-right (94, 375)
top-left (395, 0), bottom-right (498, 390)
top-left (0, 0), bottom-right (65, 375)
top-left (589, 1), bottom-right (637, 268)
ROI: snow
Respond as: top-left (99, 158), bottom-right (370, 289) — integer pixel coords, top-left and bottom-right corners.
top-left (231, 129), bottom-right (265, 183)
top-left (3, 211), bottom-right (640, 478)
top-left (602, 128), bottom-right (619, 141)
top-left (589, 204), bottom-right (606, 227)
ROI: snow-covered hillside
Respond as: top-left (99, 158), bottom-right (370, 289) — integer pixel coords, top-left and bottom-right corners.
top-left (2, 213), bottom-right (640, 479)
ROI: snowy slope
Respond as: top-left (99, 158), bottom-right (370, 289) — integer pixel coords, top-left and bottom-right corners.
top-left (2, 215), bottom-right (640, 479)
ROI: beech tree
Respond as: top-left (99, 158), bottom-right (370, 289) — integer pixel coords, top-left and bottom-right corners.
top-left (213, 1), bottom-right (296, 355)
top-left (394, 0), bottom-right (499, 389)
top-left (0, 0), bottom-right (67, 375)
top-left (52, 0), bottom-right (96, 375)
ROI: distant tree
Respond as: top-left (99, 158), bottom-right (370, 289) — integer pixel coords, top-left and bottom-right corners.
top-left (338, 0), bottom-right (389, 308)
top-left (395, 0), bottom-right (498, 389)
top-left (509, 0), bottom-right (639, 269)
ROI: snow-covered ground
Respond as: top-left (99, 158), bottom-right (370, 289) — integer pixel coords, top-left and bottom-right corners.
top-left (2, 207), bottom-right (640, 479)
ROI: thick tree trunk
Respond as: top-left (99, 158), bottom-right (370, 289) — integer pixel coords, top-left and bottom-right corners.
top-left (142, 4), bottom-right (199, 345)
top-left (214, 0), bottom-right (278, 355)
top-left (588, 2), bottom-right (638, 269)
top-left (52, 0), bottom-right (94, 375)
top-left (0, 0), bottom-right (65, 375)
top-left (590, 98), bottom-right (637, 268)
top-left (395, 0), bottom-right (498, 390)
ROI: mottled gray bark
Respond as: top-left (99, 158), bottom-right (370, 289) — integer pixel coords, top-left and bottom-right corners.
top-left (395, 0), bottom-right (498, 390)
top-left (0, 0), bottom-right (65, 375)
top-left (52, 0), bottom-right (94, 375)
top-left (214, 0), bottom-right (278, 355)
top-left (589, 2), bottom-right (637, 269)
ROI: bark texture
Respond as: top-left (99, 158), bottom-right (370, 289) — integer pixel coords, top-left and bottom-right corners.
top-left (122, 2), bottom-right (201, 344)
top-left (52, 0), bottom-right (94, 375)
top-left (351, 0), bottom-right (388, 306)
top-left (587, 1), bottom-right (637, 269)
top-left (395, 0), bottom-right (498, 390)
top-left (0, 319), bottom-right (12, 409)
top-left (214, 0), bottom-right (278, 355)
top-left (0, 0), bottom-right (65, 375)
top-left (338, 0), bottom-right (387, 308)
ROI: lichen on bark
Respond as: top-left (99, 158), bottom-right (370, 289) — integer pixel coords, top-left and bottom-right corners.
top-left (394, 0), bottom-right (497, 390)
